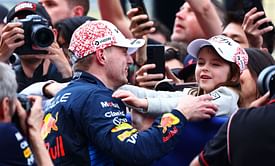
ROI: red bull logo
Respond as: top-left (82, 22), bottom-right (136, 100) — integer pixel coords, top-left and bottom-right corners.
top-left (41, 112), bottom-right (59, 139)
top-left (158, 113), bottom-right (180, 133)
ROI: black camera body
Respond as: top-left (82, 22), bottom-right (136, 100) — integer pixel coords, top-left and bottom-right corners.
top-left (17, 94), bottom-right (32, 112)
top-left (12, 94), bottom-right (32, 130)
top-left (15, 14), bottom-right (54, 55)
top-left (257, 65), bottom-right (275, 96)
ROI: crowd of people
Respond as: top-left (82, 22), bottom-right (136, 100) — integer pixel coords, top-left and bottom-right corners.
top-left (0, 0), bottom-right (275, 165)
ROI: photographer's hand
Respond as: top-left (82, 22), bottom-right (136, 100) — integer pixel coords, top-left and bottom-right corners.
top-left (0, 22), bottom-right (24, 62)
top-left (250, 91), bottom-right (270, 107)
top-left (16, 95), bottom-right (53, 166)
top-left (37, 41), bottom-right (72, 79)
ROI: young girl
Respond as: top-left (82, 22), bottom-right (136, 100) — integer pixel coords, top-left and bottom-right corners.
top-left (113, 35), bottom-right (248, 119)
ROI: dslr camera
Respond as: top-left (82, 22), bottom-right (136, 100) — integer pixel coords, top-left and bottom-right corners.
top-left (12, 94), bottom-right (32, 129)
top-left (17, 94), bottom-right (32, 112)
top-left (257, 65), bottom-right (275, 96)
top-left (14, 14), bottom-right (54, 55)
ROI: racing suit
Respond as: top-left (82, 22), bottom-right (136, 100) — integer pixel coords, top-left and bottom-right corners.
top-left (42, 70), bottom-right (188, 166)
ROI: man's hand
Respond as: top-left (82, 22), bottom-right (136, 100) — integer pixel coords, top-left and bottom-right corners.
top-left (33, 40), bottom-right (73, 79)
top-left (242, 7), bottom-right (274, 49)
top-left (0, 22), bottom-right (24, 62)
top-left (250, 91), bottom-right (270, 107)
top-left (127, 8), bottom-right (155, 39)
top-left (16, 95), bottom-right (43, 137)
top-left (176, 94), bottom-right (217, 121)
top-left (135, 64), bottom-right (164, 89)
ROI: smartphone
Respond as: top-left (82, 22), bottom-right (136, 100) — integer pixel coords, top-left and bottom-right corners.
top-left (242, 0), bottom-right (274, 30)
top-left (129, 0), bottom-right (148, 16)
top-left (146, 44), bottom-right (165, 78)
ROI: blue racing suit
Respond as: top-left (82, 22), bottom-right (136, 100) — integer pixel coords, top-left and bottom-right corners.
top-left (42, 70), bottom-right (187, 166)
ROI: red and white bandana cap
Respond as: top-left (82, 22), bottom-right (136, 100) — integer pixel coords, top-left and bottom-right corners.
top-left (69, 20), bottom-right (145, 63)
top-left (187, 35), bottom-right (248, 73)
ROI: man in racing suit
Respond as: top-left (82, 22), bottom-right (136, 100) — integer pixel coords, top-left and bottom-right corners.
top-left (42, 20), bottom-right (217, 165)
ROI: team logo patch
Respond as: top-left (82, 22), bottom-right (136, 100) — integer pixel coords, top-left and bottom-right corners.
top-left (158, 113), bottom-right (180, 133)
top-left (41, 112), bottom-right (59, 139)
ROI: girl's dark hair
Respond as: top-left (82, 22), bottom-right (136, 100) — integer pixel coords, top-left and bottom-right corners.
top-left (245, 48), bottom-right (275, 79)
top-left (55, 16), bottom-right (97, 46)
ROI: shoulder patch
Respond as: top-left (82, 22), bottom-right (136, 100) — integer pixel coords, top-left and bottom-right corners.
top-left (210, 91), bottom-right (221, 100)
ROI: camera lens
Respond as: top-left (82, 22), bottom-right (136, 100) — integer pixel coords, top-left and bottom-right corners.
top-left (257, 65), bottom-right (275, 96)
top-left (32, 24), bottom-right (54, 48)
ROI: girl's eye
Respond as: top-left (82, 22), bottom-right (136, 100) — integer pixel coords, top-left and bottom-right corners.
top-left (197, 62), bottom-right (204, 66)
top-left (212, 63), bottom-right (220, 66)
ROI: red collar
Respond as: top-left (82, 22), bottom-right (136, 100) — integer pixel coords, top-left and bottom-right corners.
top-left (268, 99), bottom-right (275, 104)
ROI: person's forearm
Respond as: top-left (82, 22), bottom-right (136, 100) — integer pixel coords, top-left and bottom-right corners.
top-left (28, 131), bottom-right (53, 166)
top-left (187, 0), bottom-right (223, 37)
top-left (98, 0), bottom-right (133, 37)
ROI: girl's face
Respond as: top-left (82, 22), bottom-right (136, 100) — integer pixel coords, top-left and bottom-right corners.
top-left (195, 47), bottom-right (231, 93)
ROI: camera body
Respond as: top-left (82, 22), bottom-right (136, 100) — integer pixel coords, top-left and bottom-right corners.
top-left (15, 14), bottom-right (54, 55)
top-left (12, 94), bottom-right (32, 129)
top-left (257, 65), bottom-right (275, 96)
top-left (17, 94), bottom-right (32, 112)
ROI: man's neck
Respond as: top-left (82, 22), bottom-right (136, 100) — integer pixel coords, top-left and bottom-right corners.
top-left (20, 58), bottom-right (44, 78)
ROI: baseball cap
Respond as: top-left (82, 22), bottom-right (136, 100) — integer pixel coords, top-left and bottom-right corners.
top-left (69, 20), bottom-right (145, 63)
top-left (6, 1), bottom-right (51, 24)
top-left (187, 35), bottom-right (248, 73)
top-left (178, 54), bottom-right (197, 80)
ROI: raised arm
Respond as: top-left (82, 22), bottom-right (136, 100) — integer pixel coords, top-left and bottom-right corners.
top-left (187, 0), bottom-right (223, 37)
top-left (98, 0), bottom-right (133, 37)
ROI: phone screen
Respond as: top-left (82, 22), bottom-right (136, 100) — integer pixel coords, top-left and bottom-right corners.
top-left (146, 44), bottom-right (165, 78)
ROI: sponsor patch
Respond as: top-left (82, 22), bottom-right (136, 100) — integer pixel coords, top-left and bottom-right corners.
top-left (113, 117), bottom-right (128, 126)
top-left (101, 101), bottom-right (120, 109)
top-left (105, 111), bottom-right (125, 117)
top-left (117, 129), bottom-right (138, 142)
top-left (111, 123), bottom-right (133, 132)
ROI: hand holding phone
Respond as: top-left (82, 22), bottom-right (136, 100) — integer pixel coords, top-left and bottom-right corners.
top-left (242, 0), bottom-right (274, 30)
top-left (129, 0), bottom-right (148, 16)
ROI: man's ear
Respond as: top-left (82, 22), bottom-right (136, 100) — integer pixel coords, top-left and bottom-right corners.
top-left (95, 49), bottom-right (106, 65)
top-left (52, 28), bottom-right (58, 40)
top-left (72, 6), bottom-right (85, 16)
top-left (0, 97), bottom-right (12, 122)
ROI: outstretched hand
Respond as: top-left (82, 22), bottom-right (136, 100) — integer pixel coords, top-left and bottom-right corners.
top-left (113, 89), bottom-right (148, 110)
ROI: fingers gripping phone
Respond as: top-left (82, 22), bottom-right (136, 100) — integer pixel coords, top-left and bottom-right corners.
top-left (129, 0), bottom-right (148, 16)
top-left (242, 0), bottom-right (274, 30)
top-left (128, 0), bottom-right (150, 27)
top-left (146, 44), bottom-right (165, 78)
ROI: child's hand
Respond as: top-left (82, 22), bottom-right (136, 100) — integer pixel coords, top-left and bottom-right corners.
top-left (112, 90), bottom-right (148, 110)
